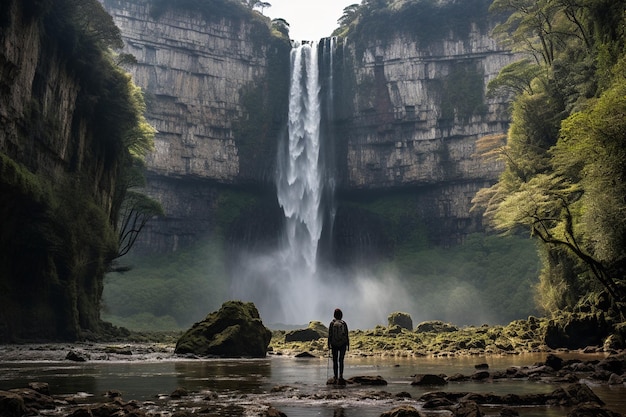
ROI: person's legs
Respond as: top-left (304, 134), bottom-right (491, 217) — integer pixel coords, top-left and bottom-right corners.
top-left (331, 346), bottom-right (339, 380)
top-left (338, 345), bottom-right (347, 379)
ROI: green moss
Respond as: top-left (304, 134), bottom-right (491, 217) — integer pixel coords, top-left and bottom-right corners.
top-left (438, 62), bottom-right (487, 126)
top-left (0, 153), bottom-right (52, 204)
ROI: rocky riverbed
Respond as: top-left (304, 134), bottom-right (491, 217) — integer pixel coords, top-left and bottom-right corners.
top-left (0, 340), bottom-right (625, 417)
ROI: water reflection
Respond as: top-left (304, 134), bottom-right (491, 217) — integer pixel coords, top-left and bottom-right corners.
top-left (174, 359), bottom-right (271, 394)
top-left (0, 351), bottom-right (624, 417)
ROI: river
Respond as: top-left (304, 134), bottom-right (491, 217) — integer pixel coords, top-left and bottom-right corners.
top-left (0, 345), bottom-right (624, 416)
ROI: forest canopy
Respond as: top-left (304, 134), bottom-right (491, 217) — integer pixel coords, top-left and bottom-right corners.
top-left (473, 0), bottom-right (626, 319)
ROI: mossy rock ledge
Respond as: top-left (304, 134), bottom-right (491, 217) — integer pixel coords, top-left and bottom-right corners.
top-left (175, 301), bottom-right (272, 358)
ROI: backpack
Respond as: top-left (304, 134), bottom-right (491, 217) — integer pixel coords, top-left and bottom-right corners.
top-left (330, 319), bottom-right (348, 347)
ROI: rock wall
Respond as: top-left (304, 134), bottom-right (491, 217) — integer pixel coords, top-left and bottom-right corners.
top-left (341, 29), bottom-right (512, 188)
top-left (328, 22), bottom-right (516, 247)
top-left (103, 0), bottom-right (290, 253)
top-left (103, 0), bottom-right (514, 254)
top-left (0, 0), bottom-right (131, 341)
top-left (104, 0), bottom-right (289, 181)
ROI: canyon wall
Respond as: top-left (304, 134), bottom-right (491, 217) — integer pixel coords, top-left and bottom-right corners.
top-left (103, 0), bottom-right (289, 252)
top-left (103, 0), bottom-right (515, 255)
top-left (0, 0), bottom-right (135, 340)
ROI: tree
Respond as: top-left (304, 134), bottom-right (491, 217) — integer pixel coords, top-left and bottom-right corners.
top-left (476, 0), bottom-right (626, 317)
top-left (271, 18), bottom-right (289, 37)
top-left (241, 0), bottom-right (271, 14)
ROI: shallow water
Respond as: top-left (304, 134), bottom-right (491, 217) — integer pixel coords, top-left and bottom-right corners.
top-left (0, 346), bottom-right (624, 417)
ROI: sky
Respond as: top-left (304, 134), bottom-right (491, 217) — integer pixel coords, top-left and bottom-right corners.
top-left (263, 0), bottom-right (359, 42)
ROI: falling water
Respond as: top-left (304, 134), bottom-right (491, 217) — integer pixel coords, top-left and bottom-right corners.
top-left (276, 42), bottom-right (323, 275)
top-left (231, 39), bottom-right (413, 328)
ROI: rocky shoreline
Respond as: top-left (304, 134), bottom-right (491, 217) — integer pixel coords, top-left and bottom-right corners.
top-left (0, 341), bottom-right (625, 417)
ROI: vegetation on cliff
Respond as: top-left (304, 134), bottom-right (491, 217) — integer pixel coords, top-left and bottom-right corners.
top-left (335, 0), bottom-right (495, 44)
top-left (473, 0), bottom-right (626, 320)
top-left (0, 0), bottom-right (155, 341)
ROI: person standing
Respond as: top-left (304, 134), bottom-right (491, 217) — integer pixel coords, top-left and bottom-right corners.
top-left (328, 308), bottom-right (349, 383)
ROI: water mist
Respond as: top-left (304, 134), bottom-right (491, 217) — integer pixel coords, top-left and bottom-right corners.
top-left (230, 40), bottom-right (413, 329)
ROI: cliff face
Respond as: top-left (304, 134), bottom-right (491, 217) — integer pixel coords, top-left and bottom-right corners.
top-left (0, 0), bottom-right (138, 341)
top-left (329, 21), bottom-right (516, 248)
top-left (103, 0), bottom-right (289, 252)
top-left (104, 0), bottom-right (289, 182)
top-left (340, 29), bottom-right (512, 188)
top-left (103, 1), bottom-right (514, 254)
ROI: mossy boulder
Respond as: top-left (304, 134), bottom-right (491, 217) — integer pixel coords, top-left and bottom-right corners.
top-left (544, 312), bottom-right (611, 350)
top-left (285, 321), bottom-right (328, 342)
top-left (175, 301), bottom-right (271, 358)
top-left (388, 312), bottom-right (413, 330)
top-left (415, 320), bottom-right (459, 333)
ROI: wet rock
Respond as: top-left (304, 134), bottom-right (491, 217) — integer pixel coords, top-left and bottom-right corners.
top-left (264, 406), bottom-right (288, 417)
top-left (462, 392), bottom-right (505, 404)
top-left (545, 354), bottom-right (564, 371)
top-left (415, 320), bottom-right (459, 333)
top-left (67, 408), bottom-right (92, 417)
top-left (294, 351), bottom-right (316, 358)
top-left (471, 371), bottom-right (490, 380)
top-left (286, 328), bottom-right (322, 342)
top-left (448, 373), bottom-right (470, 381)
top-left (388, 312), bottom-right (413, 330)
top-left (0, 391), bottom-right (26, 417)
top-left (66, 350), bottom-right (90, 362)
top-left (104, 346), bottom-right (133, 355)
top-left (420, 391), bottom-right (468, 403)
top-left (608, 373), bottom-right (624, 385)
top-left (174, 301), bottom-right (272, 358)
top-left (104, 389), bottom-right (123, 399)
top-left (474, 363), bottom-right (489, 370)
top-left (544, 313), bottom-right (611, 349)
top-left (327, 377), bottom-right (347, 385)
top-left (90, 403), bottom-right (124, 416)
top-left (500, 407), bottom-right (519, 417)
top-left (27, 382), bottom-right (49, 395)
top-left (422, 397), bottom-right (454, 408)
top-left (347, 375), bottom-right (387, 385)
top-left (8, 388), bottom-right (55, 411)
top-left (567, 404), bottom-right (623, 417)
top-left (395, 391), bottom-right (412, 398)
top-left (411, 374), bottom-right (447, 386)
top-left (597, 356), bottom-right (624, 374)
top-left (171, 412), bottom-right (194, 417)
top-left (453, 400), bottom-right (483, 417)
top-left (380, 405), bottom-right (421, 417)
top-left (549, 383), bottom-right (604, 406)
top-left (170, 387), bottom-right (188, 398)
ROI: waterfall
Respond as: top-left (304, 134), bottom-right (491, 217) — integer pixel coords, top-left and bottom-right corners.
top-left (276, 42), bottom-right (323, 275)
top-left (230, 39), bottom-right (411, 328)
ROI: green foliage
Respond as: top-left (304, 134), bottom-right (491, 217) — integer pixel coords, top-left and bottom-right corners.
top-left (0, 153), bottom-right (51, 205)
top-left (102, 237), bottom-right (228, 329)
top-left (340, 0), bottom-right (493, 52)
top-left (216, 189), bottom-right (259, 229)
top-left (0, 0), bottom-right (158, 340)
top-left (477, 0), bottom-right (626, 316)
top-left (439, 62), bottom-right (487, 125)
top-left (487, 59), bottom-right (544, 97)
top-left (555, 65), bottom-right (626, 265)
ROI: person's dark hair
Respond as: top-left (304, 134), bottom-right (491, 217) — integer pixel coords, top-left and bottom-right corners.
top-left (334, 308), bottom-right (343, 320)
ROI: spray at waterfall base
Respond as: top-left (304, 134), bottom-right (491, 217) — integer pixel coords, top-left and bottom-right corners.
top-left (228, 41), bottom-right (407, 329)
